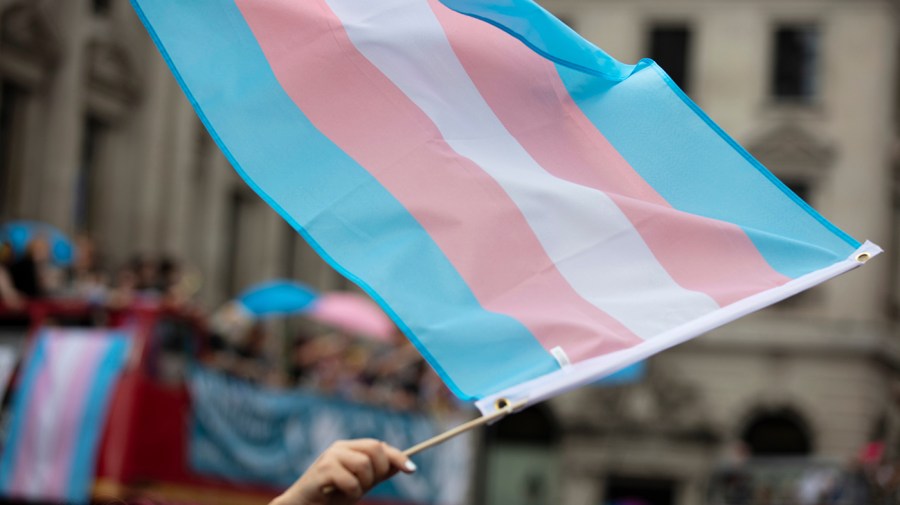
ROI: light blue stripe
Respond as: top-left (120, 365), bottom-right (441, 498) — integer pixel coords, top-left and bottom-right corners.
top-left (439, 0), bottom-right (634, 80)
top-left (0, 332), bottom-right (49, 492)
top-left (131, 0), bottom-right (559, 399)
top-left (437, 0), bottom-right (858, 278)
top-left (66, 334), bottom-right (131, 502)
top-left (556, 62), bottom-right (857, 277)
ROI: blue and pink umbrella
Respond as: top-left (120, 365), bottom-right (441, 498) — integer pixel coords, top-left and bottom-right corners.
top-left (234, 281), bottom-right (394, 341)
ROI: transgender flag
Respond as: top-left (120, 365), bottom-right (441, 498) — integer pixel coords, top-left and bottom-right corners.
top-left (131, 0), bottom-right (879, 414)
top-left (0, 329), bottom-right (131, 503)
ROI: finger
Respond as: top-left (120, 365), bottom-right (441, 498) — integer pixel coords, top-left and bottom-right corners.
top-left (327, 463), bottom-right (365, 499)
top-left (337, 449), bottom-right (376, 490)
top-left (335, 439), bottom-right (416, 475)
top-left (372, 444), bottom-right (390, 478)
top-left (383, 443), bottom-right (417, 473)
top-left (344, 440), bottom-right (391, 479)
top-left (339, 439), bottom-right (414, 474)
top-left (336, 439), bottom-right (382, 453)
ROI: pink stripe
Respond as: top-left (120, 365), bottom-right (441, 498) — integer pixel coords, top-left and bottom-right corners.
top-left (236, 0), bottom-right (643, 360)
top-left (44, 336), bottom-right (109, 497)
top-left (10, 333), bottom-right (108, 497)
top-left (429, 2), bottom-right (791, 306)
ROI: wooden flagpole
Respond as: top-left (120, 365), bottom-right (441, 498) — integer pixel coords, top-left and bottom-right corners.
top-left (403, 398), bottom-right (528, 456)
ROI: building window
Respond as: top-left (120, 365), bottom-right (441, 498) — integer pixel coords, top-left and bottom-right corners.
top-left (741, 408), bottom-right (813, 456)
top-left (1, 81), bottom-right (27, 219)
top-left (484, 404), bottom-right (561, 505)
top-left (224, 189), bottom-right (251, 297)
top-left (283, 223), bottom-right (298, 279)
top-left (772, 24), bottom-right (819, 100)
top-left (75, 116), bottom-right (106, 233)
top-left (783, 179), bottom-right (811, 205)
top-left (92, 0), bottom-right (112, 16)
top-left (189, 126), bottom-right (214, 267)
top-left (649, 24), bottom-right (692, 92)
top-left (606, 476), bottom-right (677, 505)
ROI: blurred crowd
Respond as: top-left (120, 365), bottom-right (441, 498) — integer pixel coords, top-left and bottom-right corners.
top-left (709, 443), bottom-right (900, 505)
top-left (204, 308), bottom-right (459, 414)
top-left (0, 224), bottom-right (457, 414)
top-left (0, 233), bottom-right (192, 311)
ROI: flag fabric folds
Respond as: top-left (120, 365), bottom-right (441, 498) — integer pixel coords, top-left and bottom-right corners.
top-left (131, 0), bottom-right (879, 414)
top-left (0, 329), bottom-right (131, 502)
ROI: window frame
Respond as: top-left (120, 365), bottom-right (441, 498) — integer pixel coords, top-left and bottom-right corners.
top-left (769, 22), bottom-right (822, 103)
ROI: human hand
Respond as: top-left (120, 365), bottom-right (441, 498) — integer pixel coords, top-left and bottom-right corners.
top-left (270, 439), bottom-right (417, 505)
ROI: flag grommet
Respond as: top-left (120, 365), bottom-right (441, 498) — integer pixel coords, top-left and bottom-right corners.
top-left (494, 398), bottom-right (510, 410)
top-left (856, 252), bottom-right (871, 263)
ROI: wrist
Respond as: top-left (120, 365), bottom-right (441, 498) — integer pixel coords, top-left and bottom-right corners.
top-left (269, 486), bottom-right (319, 505)
top-left (268, 494), bottom-right (295, 505)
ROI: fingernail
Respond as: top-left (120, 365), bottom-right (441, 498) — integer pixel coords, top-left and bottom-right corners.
top-left (404, 460), bottom-right (417, 472)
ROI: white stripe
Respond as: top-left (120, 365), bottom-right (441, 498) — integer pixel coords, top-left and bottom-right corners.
top-left (324, 0), bottom-right (719, 338)
top-left (26, 334), bottom-right (91, 497)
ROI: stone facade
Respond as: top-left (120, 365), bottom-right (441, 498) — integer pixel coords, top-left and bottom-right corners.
top-left (1, 1), bottom-right (899, 504)
top-left (0, 0), bottom-right (349, 309)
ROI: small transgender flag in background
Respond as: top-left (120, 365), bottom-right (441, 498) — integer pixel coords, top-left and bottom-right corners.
top-left (0, 329), bottom-right (131, 503)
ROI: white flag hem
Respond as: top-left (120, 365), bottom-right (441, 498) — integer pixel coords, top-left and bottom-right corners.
top-left (474, 240), bottom-right (882, 415)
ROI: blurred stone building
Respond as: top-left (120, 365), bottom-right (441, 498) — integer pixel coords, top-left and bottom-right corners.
top-left (482, 1), bottom-right (900, 504)
top-left (0, 0), bottom-right (898, 504)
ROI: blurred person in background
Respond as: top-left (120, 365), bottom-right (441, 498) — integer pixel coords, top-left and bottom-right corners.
top-left (288, 326), bottom-right (319, 385)
top-left (335, 344), bottom-right (375, 402)
top-left (417, 367), bottom-right (457, 415)
top-left (158, 256), bottom-right (199, 307)
top-left (7, 235), bottom-right (62, 299)
top-left (107, 263), bottom-right (138, 308)
top-left (133, 255), bottom-right (163, 298)
top-left (309, 342), bottom-right (350, 395)
top-left (293, 331), bottom-right (349, 393)
top-left (231, 322), bottom-right (282, 386)
top-left (66, 235), bottom-right (108, 304)
top-left (0, 242), bottom-right (23, 309)
top-left (366, 340), bottom-right (424, 411)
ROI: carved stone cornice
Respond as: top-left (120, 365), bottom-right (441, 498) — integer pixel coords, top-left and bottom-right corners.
top-left (564, 361), bottom-right (718, 442)
top-left (0, 1), bottom-right (60, 84)
top-left (747, 123), bottom-right (836, 182)
top-left (85, 38), bottom-right (140, 119)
